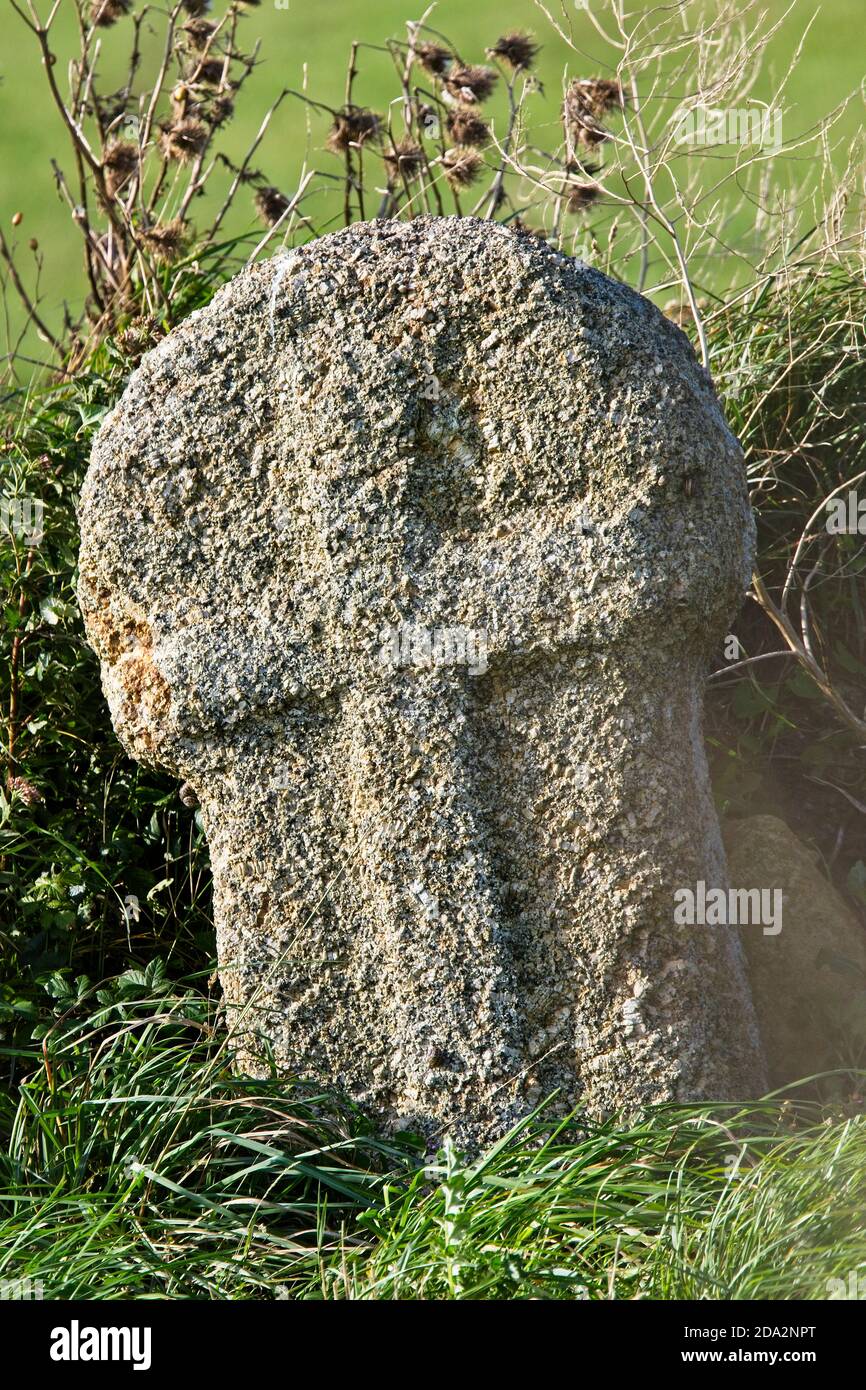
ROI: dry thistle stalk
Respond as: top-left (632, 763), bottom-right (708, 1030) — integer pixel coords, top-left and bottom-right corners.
top-left (205, 93), bottom-right (235, 127)
top-left (6, 0), bottom-right (284, 363)
top-left (115, 316), bottom-right (163, 361)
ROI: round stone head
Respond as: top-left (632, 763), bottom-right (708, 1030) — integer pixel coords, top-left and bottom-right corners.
top-left (79, 217), bottom-right (753, 777)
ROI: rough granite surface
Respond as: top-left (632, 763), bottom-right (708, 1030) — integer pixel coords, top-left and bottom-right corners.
top-left (78, 215), bottom-right (766, 1144)
top-left (726, 814), bottom-right (866, 1089)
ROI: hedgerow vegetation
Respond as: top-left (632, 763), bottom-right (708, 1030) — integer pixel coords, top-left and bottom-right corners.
top-left (1, 0), bottom-right (865, 1298)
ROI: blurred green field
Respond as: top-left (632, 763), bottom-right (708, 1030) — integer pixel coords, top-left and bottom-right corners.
top-left (0, 0), bottom-right (863, 354)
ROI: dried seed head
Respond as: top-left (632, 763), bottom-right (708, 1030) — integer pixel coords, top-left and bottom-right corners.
top-left (194, 58), bottom-right (229, 87)
top-left (115, 316), bottom-right (162, 361)
top-left (488, 31), bottom-right (539, 71)
top-left (326, 106), bottom-right (382, 154)
top-left (565, 111), bottom-right (609, 147)
top-left (182, 17), bottom-right (217, 50)
top-left (446, 64), bottom-right (498, 105)
top-left (140, 217), bottom-right (188, 263)
top-left (441, 145), bottom-right (484, 188)
top-left (182, 0), bottom-right (211, 15)
top-left (90, 0), bottom-right (131, 25)
top-left (206, 93), bottom-right (235, 127)
top-left (447, 107), bottom-right (490, 147)
top-left (564, 78), bottom-right (627, 147)
top-left (103, 139), bottom-right (139, 195)
top-left (416, 42), bottom-right (452, 77)
top-left (383, 137), bottom-right (424, 183)
top-left (566, 181), bottom-right (601, 213)
top-left (254, 185), bottom-right (291, 227)
top-left (158, 117), bottom-right (209, 162)
top-left (566, 78), bottom-right (627, 118)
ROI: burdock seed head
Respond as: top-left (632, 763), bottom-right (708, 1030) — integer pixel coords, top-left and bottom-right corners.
top-left (254, 186), bottom-right (291, 227)
top-left (205, 93), bottom-right (235, 127)
top-left (140, 218), bottom-right (188, 263)
top-left (115, 315), bottom-right (162, 361)
top-left (384, 137), bottom-right (425, 183)
top-left (194, 58), bottom-right (230, 87)
top-left (182, 0), bottom-right (211, 15)
top-left (158, 117), bottom-right (209, 163)
top-left (416, 42), bottom-right (452, 78)
top-left (90, 0), bottom-right (131, 25)
top-left (447, 107), bottom-right (490, 147)
top-left (103, 140), bottom-right (139, 195)
top-left (567, 77), bottom-right (627, 118)
top-left (566, 181), bottom-right (601, 213)
top-left (445, 64), bottom-right (498, 105)
top-left (326, 106), bottom-right (382, 154)
top-left (488, 31), bottom-right (539, 72)
top-left (441, 146), bottom-right (484, 188)
top-left (563, 77), bottom-right (628, 146)
top-left (182, 17), bottom-right (217, 50)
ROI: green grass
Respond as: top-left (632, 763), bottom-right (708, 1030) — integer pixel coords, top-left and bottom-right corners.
top-left (2, 962), bottom-right (865, 1300)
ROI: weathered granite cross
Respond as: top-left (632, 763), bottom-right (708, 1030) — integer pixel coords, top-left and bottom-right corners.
top-left (79, 216), bottom-right (765, 1145)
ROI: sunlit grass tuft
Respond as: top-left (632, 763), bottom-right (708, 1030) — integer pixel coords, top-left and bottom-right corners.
top-left (2, 966), bottom-right (864, 1300)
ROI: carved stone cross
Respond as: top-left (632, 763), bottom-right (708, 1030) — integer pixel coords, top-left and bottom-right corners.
top-left (79, 217), bottom-right (766, 1145)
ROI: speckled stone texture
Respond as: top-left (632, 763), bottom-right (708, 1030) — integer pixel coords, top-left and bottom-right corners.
top-left (726, 815), bottom-right (866, 1089)
top-left (79, 216), bottom-right (766, 1145)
